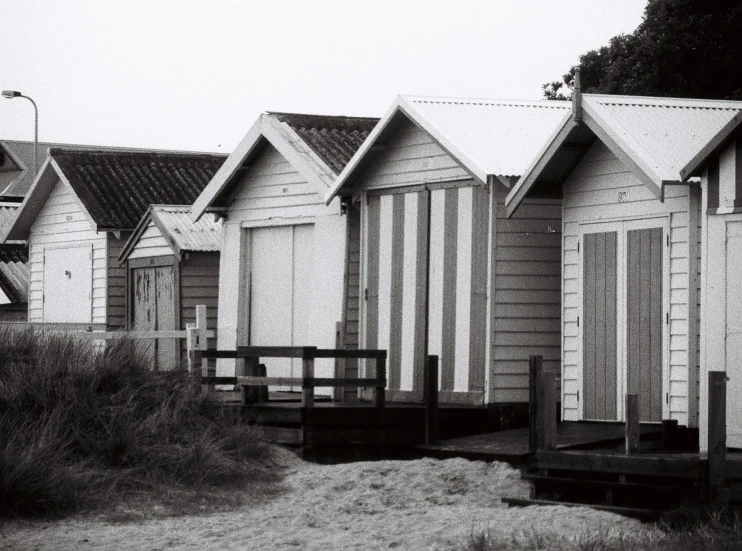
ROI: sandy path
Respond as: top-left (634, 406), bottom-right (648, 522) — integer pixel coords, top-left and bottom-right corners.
top-left (1, 453), bottom-right (649, 550)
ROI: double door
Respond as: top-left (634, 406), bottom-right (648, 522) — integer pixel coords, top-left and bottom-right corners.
top-left (581, 219), bottom-right (668, 422)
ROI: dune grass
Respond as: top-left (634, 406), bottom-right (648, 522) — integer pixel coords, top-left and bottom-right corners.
top-left (0, 327), bottom-right (278, 519)
top-left (464, 505), bottom-right (742, 551)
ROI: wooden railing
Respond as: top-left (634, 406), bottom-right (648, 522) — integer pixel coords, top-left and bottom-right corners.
top-left (190, 345), bottom-right (388, 409)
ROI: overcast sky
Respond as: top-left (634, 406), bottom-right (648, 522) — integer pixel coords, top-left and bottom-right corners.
top-left (0, 1), bottom-right (647, 153)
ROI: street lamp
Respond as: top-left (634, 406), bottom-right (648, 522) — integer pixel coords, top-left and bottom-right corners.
top-left (2, 90), bottom-right (39, 177)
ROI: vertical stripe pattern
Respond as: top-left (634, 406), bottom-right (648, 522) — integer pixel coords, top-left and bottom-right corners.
top-left (454, 187), bottom-right (473, 392)
top-left (428, 190), bottom-right (446, 389)
top-left (469, 185), bottom-right (489, 392)
top-left (440, 187), bottom-right (459, 391)
top-left (365, 196), bottom-right (380, 376)
top-left (400, 192), bottom-right (419, 392)
top-left (388, 194), bottom-right (405, 390)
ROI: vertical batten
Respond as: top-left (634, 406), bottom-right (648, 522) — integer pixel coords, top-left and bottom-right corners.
top-left (441, 188), bottom-right (459, 391)
top-left (469, 185), bottom-right (489, 393)
top-left (388, 195), bottom-right (406, 390)
top-left (400, 192), bottom-right (419, 392)
top-left (428, 189), bottom-right (446, 389)
top-left (377, 195), bottom-right (394, 384)
top-left (413, 192), bottom-right (429, 395)
top-left (454, 186), bottom-right (473, 392)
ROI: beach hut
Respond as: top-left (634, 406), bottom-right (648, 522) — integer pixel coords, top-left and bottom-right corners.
top-left (0, 203), bottom-right (29, 320)
top-left (325, 96), bottom-right (571, 409)
top-left (118, 205), bottom-right (221, 369)
top-left (680, 114), bottom-right (742, 449)
top-left (506, 87), bottom-right (742, 429)
top-left (191, 112), bottom-right (378, 394)
top-left (5, 148), bottom-right (225, 328)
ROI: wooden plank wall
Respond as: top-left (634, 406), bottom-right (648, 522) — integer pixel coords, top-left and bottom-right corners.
top-left (340, 203), bottom-right (361, 391)
top-left (562, 140), bottom-right (695, 424)
top-left (181, 251), bottom-right (220, 353)
top-left (492, 183), bottom-right (562, 404)
top-left (107, 232), bottom-right (129, 329)
top-left (27, 179), bottom-right (107, 323)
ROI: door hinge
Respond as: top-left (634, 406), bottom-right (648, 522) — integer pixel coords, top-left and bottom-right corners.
top-left (666, 312), bottom-right (669, 325)
top-left (364, 288), bottom-right (369, 301)
top-left (577, 390), bottom-right (580, 402)
top-left (667, 234), bottom-right (670, 247)
top-left (577, 241), bottom-right (580, 253)
top-left (577, 316), bottom-right (580, 328)
top-left (666, 392), bottom-right (669, 405)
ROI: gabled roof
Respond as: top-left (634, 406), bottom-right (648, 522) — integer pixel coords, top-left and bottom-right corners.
top-left (6, 148), bottom-right (226, 240)
top-left (119, 205), bottom-right (222, 262)
top-left (506, 94), bottom-right (742, 216)
top-left (681, 112), bottom-right (742, 180)
top-left (0, 204), bottom-right (28, 304)
top-left (325, 95), bottom-right (572, 203)
top-left (191, 112), bottom-right (378, 221)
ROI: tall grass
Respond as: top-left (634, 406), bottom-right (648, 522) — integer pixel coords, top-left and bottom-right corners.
top-left (0, 327), bottom-right (276, 518)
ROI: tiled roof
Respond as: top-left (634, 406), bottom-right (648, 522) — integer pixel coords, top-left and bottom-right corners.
top-left (51, 149), bottom-right (226, 229)
top-left (584, 94), bottom-right (742, 181)
top-left (271, 113), bottom-right (379, 175)
top-left (151, 205), bottom-right (221, 253)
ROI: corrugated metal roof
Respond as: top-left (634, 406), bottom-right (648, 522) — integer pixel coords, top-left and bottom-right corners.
top-left (404, 96), bottom-right (572, 178)
top-left (584, 94), bottom-right (742, 181)
top-left (150, 205), bottom-right (221, 252)
top-left (0, 203), bottom-right (29, 303)
top-left (271, 113), bottom-right (379, 175)
top-left (51, 149), bottom-right (227, 229)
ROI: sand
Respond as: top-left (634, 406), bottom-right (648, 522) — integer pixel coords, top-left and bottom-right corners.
top-left (0, 451), bottom-right (650, 550)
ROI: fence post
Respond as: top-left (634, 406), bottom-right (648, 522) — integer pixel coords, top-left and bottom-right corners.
top-left (540, 367), bottom-right (557, 451)
top-left (708, 371), bottom-right (729, 502)
top-left (424, 355), bottom-right (439, 445)
top-left (186, 325), bottom-right (203, 389)
top-left (625, 394), bottom-right (640, 454)
top-left (302, 347), bottom-right (317, 452)
top-left (375, 352), bottom-right (386, 409)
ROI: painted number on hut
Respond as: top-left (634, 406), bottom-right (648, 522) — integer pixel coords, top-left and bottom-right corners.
top-left (617, 191), bottom-right (629, 203)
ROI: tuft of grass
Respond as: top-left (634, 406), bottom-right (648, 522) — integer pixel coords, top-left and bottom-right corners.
top-left (0, 327), bottom-right (279, 519)
top-left (461, 505), bottom-right (742, 551)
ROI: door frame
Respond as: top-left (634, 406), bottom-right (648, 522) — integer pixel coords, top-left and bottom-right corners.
top-left (577, 215), bottom-right (670, 422)
top-left (126, 255), bottom-right (180, 332)
top-left (41, 242), bottom-right (94, 323)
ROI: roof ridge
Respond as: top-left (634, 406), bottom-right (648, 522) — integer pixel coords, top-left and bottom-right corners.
top-left (267, 111), bottom-right (380, 122)
top-left (585, 93), bottom-right (742, 109)
top-left (49, 147), bottom-right (227, 160)
top-left (404, 95), bottom-right (571, 108)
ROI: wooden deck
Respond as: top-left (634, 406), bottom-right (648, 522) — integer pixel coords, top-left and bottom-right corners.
top-left (416, 422), bottom-right (662, 463)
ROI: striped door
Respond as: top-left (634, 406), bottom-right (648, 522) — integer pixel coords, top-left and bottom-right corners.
top-left (364, 185), bottom-right (487, 402)
top-left (582, 231), bottom-right (618, 420)
top-left (626, 227), bottom-right (663, 422)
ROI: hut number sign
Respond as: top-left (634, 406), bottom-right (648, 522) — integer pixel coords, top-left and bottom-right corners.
top-left (617, 191), bottom-right (629, 203)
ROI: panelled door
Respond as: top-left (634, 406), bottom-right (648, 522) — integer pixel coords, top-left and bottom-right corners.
top-left (42, 245), bottom-right (93, 323)
top-left (249, 224), bottom-right (314, 389)
top-left (131, 265), bottom-right (177, 370)
top-left (581, 220), bottom-right (666, 422)
top-left (363, 185), bottom-right (488, 402)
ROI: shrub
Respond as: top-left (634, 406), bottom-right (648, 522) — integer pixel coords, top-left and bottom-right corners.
top-left (0, 327), bottom-right (276, 518)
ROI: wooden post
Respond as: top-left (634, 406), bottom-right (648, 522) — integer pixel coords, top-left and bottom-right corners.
top-left (541, 368), bottom-right (557, 451)
top-left (240, 357), bottom-right (260, 405)
top-left (302, 347), bottom-right (316, 451)
top-left (625, 394), bottom-right (640, 454)
top-left (424, 355), bottom-right (439, 445)
top-left (186, 325), bottom-right (203, 390)
top-left (374, 352), bottom-right (386, 409)
top-left (708, 371), bottom-right (728, 502)
top-left (529, 355), bottom-right (539, 452)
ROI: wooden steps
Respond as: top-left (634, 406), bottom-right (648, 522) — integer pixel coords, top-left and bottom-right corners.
top-left (501, 497), bottom-right (661, 520)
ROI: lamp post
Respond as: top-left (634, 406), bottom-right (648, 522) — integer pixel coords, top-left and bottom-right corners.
top-left (2, 90), bottom-right (39, 177)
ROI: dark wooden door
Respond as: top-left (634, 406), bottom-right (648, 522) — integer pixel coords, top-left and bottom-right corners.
top-left (132, 265), bottom-right (176, 370)
top-left (626, 227), bottom-right (663, 422)
top-left (583, 231), bottom-right (618, 420)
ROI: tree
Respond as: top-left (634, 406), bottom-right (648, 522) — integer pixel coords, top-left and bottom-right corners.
top-left (545, 0), bottom-right (742, 100)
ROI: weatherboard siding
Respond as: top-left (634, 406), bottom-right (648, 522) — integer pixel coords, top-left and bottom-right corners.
top-left (181, 251), bottom-right (220, 353)
top-left (28, 179), bottom-right (107, 324)
top-left (561, 140), bottom-right (696, 424)
top-left (359, 119), bottom-right (469, 190)
top-left (127, 221), bottom-right (172, 259)
top-left (107, 233), bottom-right (129, 329)
top-left (492, 183), bottom-right (562, 404)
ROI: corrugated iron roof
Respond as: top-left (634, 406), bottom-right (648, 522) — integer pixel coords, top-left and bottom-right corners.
top-left (0, 248), bottom-right (29, 304)
top-left (271, 113), bottom-right (379, 175)
top-left (51, 149), bottom-right (226, 229)
top-left (404, 96), bottom-right (572, 178)
top-left (150, 205), bottom-right (221, 253)
top-left (584, 94), bottom-right (742, 181)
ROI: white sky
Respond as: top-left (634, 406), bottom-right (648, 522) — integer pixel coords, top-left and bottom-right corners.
top-left (0, 0), bottom-right (647, 154)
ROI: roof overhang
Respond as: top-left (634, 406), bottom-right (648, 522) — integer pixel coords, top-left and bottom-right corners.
top-left (324, 96), bottom-right (489, 205)
top-left (191, 114), bottom-right (338, 222)
top-left (5, 155), bottom-right (99, 241)
top-left (681, 112), bottom-right (742, 180)
top-left (505, 99), bottom-right (672, 218)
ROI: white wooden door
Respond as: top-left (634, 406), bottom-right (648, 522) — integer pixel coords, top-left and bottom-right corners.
top-left (725, 221), bottom-right (742, 447)
top-left (249, 224), bottom-right (314, 388)
top-left (43, 246), bottom-right (92, 323)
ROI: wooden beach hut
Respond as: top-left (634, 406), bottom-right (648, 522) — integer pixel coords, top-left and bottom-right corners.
top-left (191, 112), bottom-right (378, 391)
top-left (325, 96), bottom-right (571, 409)
top-left (4, 148), bottom-right (224, 328)
top-left (0, 203), bottom-right (28, 321)
top-left (680, 113), bottom-right (742, 450)
top-left (118, 205), bottom-right (221, 369)
top-left (506, 87), bottom-right (742, 430)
